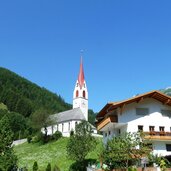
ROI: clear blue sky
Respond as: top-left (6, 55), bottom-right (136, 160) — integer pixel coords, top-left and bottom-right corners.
top-left (0, 1), bottom-right (171, 112)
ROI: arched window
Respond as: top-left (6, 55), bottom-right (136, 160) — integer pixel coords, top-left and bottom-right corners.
top-left (68, 122), bottom-right (70, 131)
top-left (62, 123), bottom-right (64, 132)
top-left (76, 90), bottom-right (79, 97)
top-left (83, 90), bottom-right (86, 98)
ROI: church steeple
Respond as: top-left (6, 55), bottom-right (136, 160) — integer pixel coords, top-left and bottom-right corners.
top-left (73, 57), bottom-right (88, 121)
top-left (78, 57), bottom-right (85, 89)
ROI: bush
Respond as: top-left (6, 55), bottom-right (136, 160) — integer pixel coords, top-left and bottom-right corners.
top-left (33, 161), bottom-right (38, 171)
top-left (46, 163), bottom-right (51, 171)
top-left (27, 135), bottom-right (32, 143)
top-left (53, 165), bottom-right (61, 171)
top-left (70, 130), bottom-right (74, 136)
top-left (52, 131), bottom-right (62, 141)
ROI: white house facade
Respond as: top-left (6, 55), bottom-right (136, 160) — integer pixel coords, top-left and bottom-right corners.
top-left (96, 90), bottom-right (171, 157)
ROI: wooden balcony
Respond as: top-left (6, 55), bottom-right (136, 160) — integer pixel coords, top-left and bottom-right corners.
top-left (144, 131), bottom-right (171, 141)
top-left (97, 115), bottom-right (118, 131)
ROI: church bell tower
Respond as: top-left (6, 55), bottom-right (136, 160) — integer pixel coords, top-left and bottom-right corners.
top-left (73, 58), bottom-right (88, 121)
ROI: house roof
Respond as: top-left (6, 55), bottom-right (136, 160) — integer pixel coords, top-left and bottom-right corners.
top-left (96, 90), bottom-right (171, 118)
top-left (51, 108), bottom-right (86, 123)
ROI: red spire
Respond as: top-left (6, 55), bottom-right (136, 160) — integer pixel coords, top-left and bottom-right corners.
top-left (78, 57), bottom-right (85, 89)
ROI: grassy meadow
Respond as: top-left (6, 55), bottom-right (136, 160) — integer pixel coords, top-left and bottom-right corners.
top-left (14, 137), bottom-right (101, 171)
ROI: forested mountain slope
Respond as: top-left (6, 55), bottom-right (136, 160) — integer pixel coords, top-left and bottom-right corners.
top-left (0, 67), bottom-right (72, 117)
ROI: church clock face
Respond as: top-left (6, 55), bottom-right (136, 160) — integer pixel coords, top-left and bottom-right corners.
top-left (81, 100), bottom-right (86, 108)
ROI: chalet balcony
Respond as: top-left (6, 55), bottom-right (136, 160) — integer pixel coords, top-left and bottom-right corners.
top-left (97, 115), bottom-right (118, 131)
top-left (144, 131), bottom-right (171, 141)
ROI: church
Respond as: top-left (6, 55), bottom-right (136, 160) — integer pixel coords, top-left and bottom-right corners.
top-left (44, 58), bottom-right (97, 137)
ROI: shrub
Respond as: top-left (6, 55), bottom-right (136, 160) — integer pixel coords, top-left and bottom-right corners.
top-left (46, 163), bottom-right (51, 171)
top-left (52, 131), bottom-right (62, 141)
top-left (33, 161), bottom-right (38, 171)
top-left (27, 135), bottom-right (32, 143)
top-left (70, 130), bottom-right (74, 136)
top-left (53, 165), bottom-right (61, 171)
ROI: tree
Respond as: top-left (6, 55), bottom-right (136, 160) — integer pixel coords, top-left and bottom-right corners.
top-left (31, 108), bottom-right (52, 133)
top-left (7, 112), bottom-right (27, 140)
top-left (0, 115), bottom-right (17, 171)
top-left (103, 132), bottom-right (150, 169)
top-left (67, 121), bottom-right (97, 162)
top-left (33, 161), bottom-right (38, 171)
top-left (46, 163), bottom-right (51, 171)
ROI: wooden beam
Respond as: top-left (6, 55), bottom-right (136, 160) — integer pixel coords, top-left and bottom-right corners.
top-left (120, 103), bottom-right (126, 115)
top-left (150, 93), bottom-right (157, 98)
top-left (137, 97), bottom-right (144, 103)
top-left (164, 99), bottom-right (171, 105)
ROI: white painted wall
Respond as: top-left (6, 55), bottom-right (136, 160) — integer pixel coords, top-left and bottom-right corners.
top-left (119, 98), bottom-right (171, 133)
top-left (42, 120), bottom-right (82, 137)
top-left (102, 98), bottom-right (171, 156)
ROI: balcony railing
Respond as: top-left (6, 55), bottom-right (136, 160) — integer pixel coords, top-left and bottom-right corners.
top-left (97, 115), bottom-right (118, 131)
top-left (144, 131), bottom-right (171, 140)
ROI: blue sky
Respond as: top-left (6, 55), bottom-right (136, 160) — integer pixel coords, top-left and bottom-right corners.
top-left (0, 1), bottom-right (171, 112)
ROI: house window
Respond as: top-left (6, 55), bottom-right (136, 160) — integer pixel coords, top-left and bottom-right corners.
top-left (76, 90), bottom-right (79, 97)
top-left (159, 126), bottom-right (165, 132)
top-left (83, 90), bottom-right (86, 98)
top-left (108, 131), bottom-right (111, 136)
top-left (105, 132), bottom-right (107, 137)
top-left (136, 108), bottom-right (149, 115)
top-left (138, 125), bottom-right (143, 131)
top-left (149, 126), bottom-right (155, 131)
top-left (161, 110), bottom-right (171, 117)
top-left (166, 144), bottom-right (171, 151)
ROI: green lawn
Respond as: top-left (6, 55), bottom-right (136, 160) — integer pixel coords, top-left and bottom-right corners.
top-left (14, 137), bottom-right (101, 171)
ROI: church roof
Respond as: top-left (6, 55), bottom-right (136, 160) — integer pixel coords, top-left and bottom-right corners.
top-left (78, 57), bottom-right (85, 89)
top-left (51, 108), bottom-right (86, 123)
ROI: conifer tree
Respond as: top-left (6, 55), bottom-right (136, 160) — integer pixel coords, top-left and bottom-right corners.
top-left (0, 115), bottom-right (17, 170)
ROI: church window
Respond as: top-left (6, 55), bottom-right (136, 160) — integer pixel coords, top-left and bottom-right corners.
top-left (76, 90), bottom-right (79, 97)
top-left (68, 122), bottom-right (70, 131)
top-left (62, 123), bottom-right (64, 132)
top-left (83, 90), bottom-right (86, 98)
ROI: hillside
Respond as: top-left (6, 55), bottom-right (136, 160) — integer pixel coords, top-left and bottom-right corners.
top-left (14, 137), bottom-right (101, 171)
top-left (0, 67), bottom-right (72, 117)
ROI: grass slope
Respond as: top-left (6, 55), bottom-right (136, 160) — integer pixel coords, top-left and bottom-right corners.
top-left (14, 137), bottom-right (101, 171)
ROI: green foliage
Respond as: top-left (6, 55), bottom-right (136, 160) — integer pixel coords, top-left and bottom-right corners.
top-left (33, 161), bottom-right (38, 171)
top-left (88, 109), bottom-right (96, 126)
top-left (0, 67), bottom-right (72, 117)
top-left (53, 165), bottom-right (61, 171)
top-left (70, 130), bottom-right (74, 136)
top-left (67, 121), bottom-right (97, 163)
top-left (30, 108), bottom-right (51, 132)
top-left (52, 131), bottom-right (62, 140)
top-left (103, 132), bottom-right (150, 169)
top-left (148, 154), bottom-right (171, 168)
top-left (46, 163), bottom-right (51, 171)
top-left (27, 135), bottom-right (32, 143)
top-left (0, 115), bottom-right (17, 170)
top-left (0, 103), bottom-right (8, 110)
